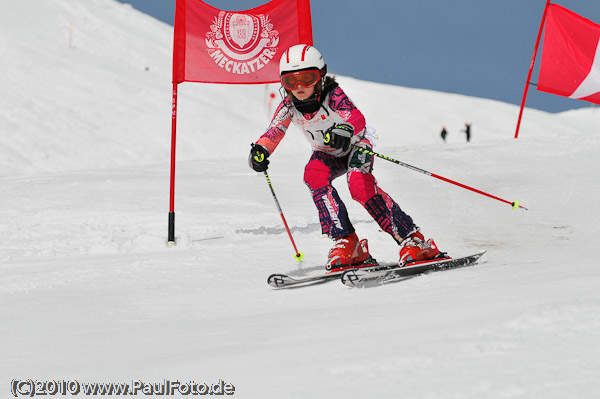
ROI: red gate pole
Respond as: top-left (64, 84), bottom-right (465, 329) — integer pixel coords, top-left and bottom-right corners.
top-left (168, 83), bottom-right (178, 246)
top-left (515, 0), bottom-right (552, 139)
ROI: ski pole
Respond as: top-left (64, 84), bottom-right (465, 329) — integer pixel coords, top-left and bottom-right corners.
top-left (355, 146), bottom-right (529, 211)
top-left (263, 171), bottom-right (305, 261)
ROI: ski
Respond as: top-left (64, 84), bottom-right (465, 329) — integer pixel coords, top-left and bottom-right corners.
top-left (340, 250), bottom-right (487, 288)
top-left (267, 270), bottom-right (344, 288)
top-left (267, 258), bottom-right (395, 289)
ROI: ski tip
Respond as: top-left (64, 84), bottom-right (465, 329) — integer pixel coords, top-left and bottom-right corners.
top-left (267, 273), bottom-right (291, 288)
top-left (469, 250), bottom-right (487, 260)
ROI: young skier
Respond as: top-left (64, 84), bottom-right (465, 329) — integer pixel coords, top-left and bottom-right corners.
top-left (249, 44), bottom-right (440, 271)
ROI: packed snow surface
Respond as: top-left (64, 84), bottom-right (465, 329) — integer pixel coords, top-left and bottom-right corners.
top-left (2, 0), bottom-right (600, 398)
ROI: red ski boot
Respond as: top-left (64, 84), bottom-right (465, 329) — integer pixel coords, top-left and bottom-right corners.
top-left (326, 232), bottom-right (371, 272)
top-left (399, 230), bottom-right (441, 266)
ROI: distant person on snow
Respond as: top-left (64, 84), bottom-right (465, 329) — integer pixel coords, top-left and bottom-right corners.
top-left (462, 122), bottom-right (472, 142)
top-left (248, 44), bottom-right (440, 271)
top-left (440, 126), bottom-right (448, 142)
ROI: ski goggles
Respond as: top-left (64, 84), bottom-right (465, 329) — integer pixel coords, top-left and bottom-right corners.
top-left (281, 69), bottom-right (321, 90)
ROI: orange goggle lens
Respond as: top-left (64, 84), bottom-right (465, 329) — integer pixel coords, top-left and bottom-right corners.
top-left (281, 69), bottom-right (321, 90)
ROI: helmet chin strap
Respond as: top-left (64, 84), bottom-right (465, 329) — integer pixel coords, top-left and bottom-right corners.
top-left (278, 85), bottom-right (287, 100)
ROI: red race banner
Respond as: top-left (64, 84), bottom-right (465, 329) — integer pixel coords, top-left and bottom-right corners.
top-left (173, 0), bottom-right (313, 84)
top-left (538, 4), bottom-right (600, 105)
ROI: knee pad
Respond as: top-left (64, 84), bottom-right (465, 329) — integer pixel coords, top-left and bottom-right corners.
top-left (348, 171), bottom-right (377, 205)
top-left (304, 160), bottom-right (331, 191)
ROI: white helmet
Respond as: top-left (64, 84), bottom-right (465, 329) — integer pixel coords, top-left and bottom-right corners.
top-left (279, 44), bottom-right (325, 75)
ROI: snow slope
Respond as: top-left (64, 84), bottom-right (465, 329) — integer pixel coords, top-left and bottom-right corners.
top-left (2, 0), bottom-right (600, 398)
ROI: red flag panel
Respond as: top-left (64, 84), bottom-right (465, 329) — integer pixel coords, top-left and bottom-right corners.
top-left (173, 0), bottom-right (313, 84)
top-left (538, 4), bottom-right (600, 105)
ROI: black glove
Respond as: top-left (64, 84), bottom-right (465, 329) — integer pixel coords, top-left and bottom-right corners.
top-left (248, 143), bottom-right (270, 172)
top-left (349, 142), bottom-right (373, 171)
top-left (323, 123), bottom-right (353, 152)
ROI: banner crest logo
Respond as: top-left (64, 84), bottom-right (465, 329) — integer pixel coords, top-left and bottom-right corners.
top-left (205, 12), bottom-right (280, 75)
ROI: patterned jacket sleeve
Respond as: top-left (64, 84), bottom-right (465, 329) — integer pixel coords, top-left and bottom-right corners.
top-left (255, 98), bottom-right (293, 155)
top-left (328, 86), bottom-right (366, 135)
